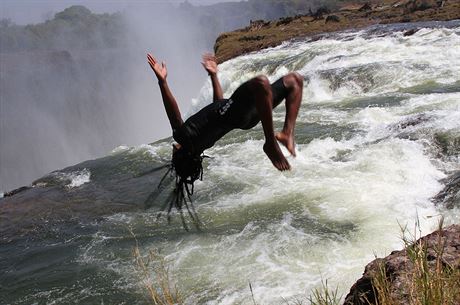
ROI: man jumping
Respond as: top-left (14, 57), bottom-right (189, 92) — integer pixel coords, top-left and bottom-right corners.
top-left (147, 53), bottom-right (303, 175)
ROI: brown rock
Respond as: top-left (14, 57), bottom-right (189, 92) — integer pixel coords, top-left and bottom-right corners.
top-left (326, 15), bottom-right (341, 23)
top-left (359, 3), bottom-right (373, 11)
top-left (214, 0), bottom-right (460, 63)
top-left (343, 224), bottom-right (460, 305)
top-left (433, 171), bottom-right (460, 209)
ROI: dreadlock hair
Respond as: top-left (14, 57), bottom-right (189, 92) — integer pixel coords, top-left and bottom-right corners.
top-left (166, 148), bottom-right (205, 230)
top-left (172, 148), bottom-right (204, 196)
top-left (145, 147), bottom-right (205, 231)
top-left (140, 145), bottom-right (207, 230)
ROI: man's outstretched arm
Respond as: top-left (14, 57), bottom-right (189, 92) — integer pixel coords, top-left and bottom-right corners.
top-left (202, 53), bottom-right (223, 102)
top-left (147, 53), bottom-right (183, 130)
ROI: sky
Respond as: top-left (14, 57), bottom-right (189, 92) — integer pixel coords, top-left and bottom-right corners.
top-left (0, 0), bottom-right (241, 25)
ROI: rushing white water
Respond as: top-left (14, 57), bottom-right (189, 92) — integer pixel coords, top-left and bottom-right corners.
top-left (9, 22), bottom-right (452, 305)
top-left (73, 23), bottom-right (460, 304)
top-left (51, 168), bottom-right (92, 188)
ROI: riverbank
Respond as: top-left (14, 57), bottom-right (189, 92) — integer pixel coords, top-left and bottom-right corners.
top-left (214, 0), bottom-right (460, 63)
top-left (344, 224), bottom-right (460, 305)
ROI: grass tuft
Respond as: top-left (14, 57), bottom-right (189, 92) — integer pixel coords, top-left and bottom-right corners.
top-left (308, 279), bottom-right (341, 305)
top-left (129, 226), bottom-right (182, 305)
top-left (401, 218), bottom-right (460, 305)
top-left (369, 217), bottom-right (460, 305)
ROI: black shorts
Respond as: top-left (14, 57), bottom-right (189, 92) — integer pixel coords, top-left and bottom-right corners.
top-left (225, 76), bottom-right (289, 130)
top-left (172, 77), bottom-right (289, 153)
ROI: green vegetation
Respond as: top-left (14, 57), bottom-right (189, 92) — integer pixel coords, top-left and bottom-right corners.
top-left (3, 0), bottom-right (456, 56)
top-left (0, 5), bottom-right (126, 52)
top-left (0, 1), bottom-right (360, 54)
top-left (307, 280), bottom-right (341, 305)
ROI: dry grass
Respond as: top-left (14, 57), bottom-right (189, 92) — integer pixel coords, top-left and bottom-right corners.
top-left (370, 258), bottom-right (397, 305)
top-left (308, 279), bottom-right (341, 305)
top-left (368, 218), bottom-right (460, 305)
top-left (278, 279), bottom-right (341, 305)
top-left (133, 246), bottom-right (183, 305)
top-left (401, 219), bottom-right (460, 305)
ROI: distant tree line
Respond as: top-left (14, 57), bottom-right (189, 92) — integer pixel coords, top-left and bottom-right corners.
top-left (0, 0), bottom-right (361, 53)
top-left (178, 0), bottom-right (357, 40)
top-left (0, 6), bottom-right (127, 53)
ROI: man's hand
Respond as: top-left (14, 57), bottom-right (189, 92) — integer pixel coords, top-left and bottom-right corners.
top-left (147, 53), bottom-right (167, 83)
top-left (202, 53), bottom-right (223, 101)
top-left (201, 53), bottom-right (218, 75)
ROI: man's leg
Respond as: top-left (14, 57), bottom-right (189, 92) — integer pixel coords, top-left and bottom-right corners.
top-left (249, 76), bottom-right (291, 171)
top-left (273, 72), bottom-right (303, 156)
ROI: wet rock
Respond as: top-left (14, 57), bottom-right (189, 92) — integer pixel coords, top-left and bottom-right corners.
top-left (398, 114), bottom-right (428, 129)
top-left (0, 149), bottom-right (171, 243)
top-left (343, 224), bottom-right (460, 305)
top-left (433, 171), bottom-right (460, 209)
top-left (433, 132), bottom-right (460, 157)
top-left (3, 186), bottom-right (32, 197)
top-left (359, 3), bottom-right (372, 11)
top-left (312, 6), bottom-right (331, 20)
top-left (405, 0), bottom-right (435, 13)
top-left (403, 28), bottom-right (419, 36)
top-left (247, 19), bottom-right (270, 31)
top-left (277, 16), bottom-right (295, 26)
top-left (390, 114), bottom-right (430, 134)
top-left (326, 15), bottom-right (341, 23)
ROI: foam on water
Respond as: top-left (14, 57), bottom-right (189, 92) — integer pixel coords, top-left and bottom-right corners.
top-left (52, 168), bottom-right (91, 188)
top-left (75, 23), bottom-right (460, 304)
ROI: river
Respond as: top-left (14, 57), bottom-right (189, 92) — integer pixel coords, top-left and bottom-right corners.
top-left (1, 21), bottom-right (459, 305)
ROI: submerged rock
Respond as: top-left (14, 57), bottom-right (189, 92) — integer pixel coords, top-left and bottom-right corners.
top-left (403, 28), bottom-right (419, 36)
top-left (0, 144), bottom-right (172, 243)
top-left (433, 132), bottom-right (460, 157)
top-left (3, 186), bottom-right (32, 197)
top-left (433, 171), bottom-right (460, 209)
top-left (343, 224), bottom-right (460, 305)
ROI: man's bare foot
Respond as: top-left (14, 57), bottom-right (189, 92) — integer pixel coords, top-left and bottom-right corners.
top-left (275, 131), bottom-right (296, 156)
top-left (263, 141), bottom-right (291, 171)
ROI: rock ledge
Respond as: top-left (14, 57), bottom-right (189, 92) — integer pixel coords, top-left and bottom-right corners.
top-left (343, 224), bottom-right (460, 304)
top-left (214, 0), bottom-right (460, 63)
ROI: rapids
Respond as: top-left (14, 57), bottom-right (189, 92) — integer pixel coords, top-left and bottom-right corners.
top-left (1, 21), bottom-right (459, 304)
